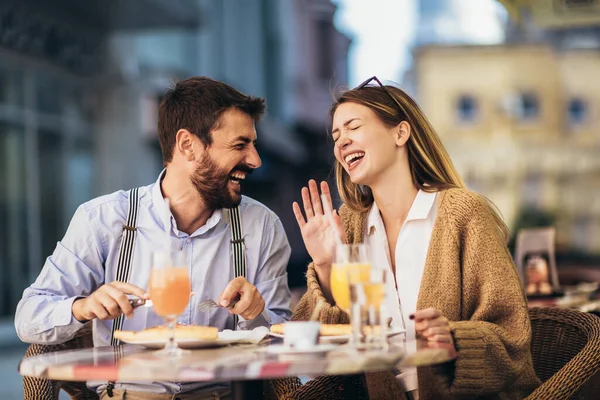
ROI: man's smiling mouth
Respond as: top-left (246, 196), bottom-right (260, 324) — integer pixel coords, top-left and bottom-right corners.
top-left (229, 172), bottom-right (246, 185)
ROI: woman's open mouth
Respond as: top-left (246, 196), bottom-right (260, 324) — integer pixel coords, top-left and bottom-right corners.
top-left (344, 151), bottom-right (365, 171)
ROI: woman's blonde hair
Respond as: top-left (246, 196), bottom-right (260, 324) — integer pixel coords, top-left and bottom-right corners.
top-left (330, 82), bottom-right (509, 240)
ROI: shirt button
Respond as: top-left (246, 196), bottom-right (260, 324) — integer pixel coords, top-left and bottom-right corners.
top-left (186, 239), bottom-right (191, 244)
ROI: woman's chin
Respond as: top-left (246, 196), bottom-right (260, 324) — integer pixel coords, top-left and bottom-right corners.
top-left (348, 172), bottom-right (369, 186)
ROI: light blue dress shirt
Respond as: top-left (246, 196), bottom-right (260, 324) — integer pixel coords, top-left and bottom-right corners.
top-left (15, 171), bottom-right (292, 394)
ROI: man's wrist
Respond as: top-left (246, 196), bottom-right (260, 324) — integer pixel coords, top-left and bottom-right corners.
top-left (71, 297), bottom-right (89, 323)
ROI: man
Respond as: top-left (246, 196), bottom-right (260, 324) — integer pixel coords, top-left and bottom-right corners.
top-left (15, 77), bottom-right (292, 399)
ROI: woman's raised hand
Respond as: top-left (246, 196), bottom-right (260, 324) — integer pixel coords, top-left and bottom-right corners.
top-left (292, 180), bottom-right (344, 268)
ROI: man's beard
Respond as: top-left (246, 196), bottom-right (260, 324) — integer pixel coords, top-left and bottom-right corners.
top-left (190, 155), bottom-right (252, 210)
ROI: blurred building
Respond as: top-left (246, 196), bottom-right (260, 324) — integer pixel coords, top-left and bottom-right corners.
top-left (416, 0), bottom-right (506, 46)
top-left (404, 0), bottom-right (506, 93)
top-left (0, 0), bottom-right (201, 318)
top-left (499, 0), bottom-right (600, 31)
top-left (0, 0), bottom-right (349, 317)
top-left (412, 44), bottom-right (600, 255)
top-left (191, 0), bottom-right (351, 288)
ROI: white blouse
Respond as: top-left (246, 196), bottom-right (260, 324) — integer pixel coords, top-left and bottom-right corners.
top-left (365, 190), bottom-right (439, 392)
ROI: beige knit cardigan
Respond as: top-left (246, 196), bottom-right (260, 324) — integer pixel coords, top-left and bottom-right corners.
top-left (276, 188), bottom-right (540, 399)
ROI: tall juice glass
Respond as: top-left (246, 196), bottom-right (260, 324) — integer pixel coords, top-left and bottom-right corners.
top-left (149, 251), bottom-right (191, 356)
top-left (331, 244), bottom-right (370, 346)
top-left (363, 267), bottom-right (387, 349)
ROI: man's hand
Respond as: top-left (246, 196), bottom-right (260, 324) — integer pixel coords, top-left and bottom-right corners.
top-left (218, 277), bottom-right (265, 320)
top-left (72, 282), bottom-right (148, 322)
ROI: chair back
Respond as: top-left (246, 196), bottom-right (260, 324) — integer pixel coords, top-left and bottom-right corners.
top-left (515, 227), bottom-right (560, 295)
top-left (23, 322), bottom-right (98, 400)
top-left (527, 307), bottom-right (600, 399)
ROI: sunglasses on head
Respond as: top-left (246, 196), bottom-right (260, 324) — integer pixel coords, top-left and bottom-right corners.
top-left (355, 76), bottom-right (405, 117)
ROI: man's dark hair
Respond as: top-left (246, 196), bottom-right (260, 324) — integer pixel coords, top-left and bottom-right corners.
top-left (158, 76), bottom-right (266, 165)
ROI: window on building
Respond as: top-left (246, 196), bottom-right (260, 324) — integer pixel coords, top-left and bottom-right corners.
top-left (36, 73), bottom-right (63, 115)
top-left (518, 92), bottom-right (540, 121)
top-left (521, 173), bottom-right (542, 207)
top-left (38, 130), bottom-right (65, 260)
top-left (0, 68), bottom-right (24, 107)
top-left (572, 216), bottom-right (591, 252)
top-left (567, 97), bottom-right (588, 126)
top-left (66, 139), bottom-right (93, 216)
top-left (0, 123), bottom-right (29, 316)
top-left (456, 95), bottom-right (478, 123)
top-left (0, 63), bottom-right (95, 317)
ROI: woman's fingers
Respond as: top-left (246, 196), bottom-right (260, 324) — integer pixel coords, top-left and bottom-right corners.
top-left (299, 180), bottom-right (337, 226)
top-left (422, 326), bottom-right (451, 338)
top-left (301, 187), bottom-right (314, 219)
top-left (309, 180), bottom-right (323, 215)
top-left (427, 334), bottom-right (452, 343)
top-left (410, 307), bottom-right (441, 321)
top-left (320, 180), bottom-right (330, 195)
top-left (320, 181), bottom-right (333, 213)
top-left (292, 202), bottom-right (306, 228)
top-left (332, 210), bottom-right (344, 240)
top-left (414, 316), bottom-right (449, 331)
top-left (411, 308), bottom-right (453, 344)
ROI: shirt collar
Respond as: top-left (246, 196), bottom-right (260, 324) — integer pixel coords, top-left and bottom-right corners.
top-left (151, 169), bottom-right (223, 237)
top-left (367, 201), bottom-right (382, 236)
top-left (367, 189), bottom-right (438, 235)
top-left (406, 190), bottom-right (438, 222)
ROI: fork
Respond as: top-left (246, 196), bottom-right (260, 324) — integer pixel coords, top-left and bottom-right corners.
top-left (129, 298), bottom-right (153, 309)
top-left (197, 298), bottom-right (238, 312)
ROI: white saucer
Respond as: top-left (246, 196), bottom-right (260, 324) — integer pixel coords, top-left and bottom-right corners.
top-left (269, 327), bottom-right (405, 344)
top-left (263, 344), bottom-right (338, 358)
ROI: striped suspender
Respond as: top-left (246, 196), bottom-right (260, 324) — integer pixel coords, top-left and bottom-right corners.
top-left (228, 206), bottom-right (246, 329)
top-left (110, 187), bottom-right (141, 345)
top-left (107, 195), bottom-right (243, 342)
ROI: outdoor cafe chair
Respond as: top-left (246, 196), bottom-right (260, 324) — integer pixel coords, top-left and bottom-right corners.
top-left (22, 322), bottom-right (98, 400)
top-left (526, 306), bottom-right (600, 399)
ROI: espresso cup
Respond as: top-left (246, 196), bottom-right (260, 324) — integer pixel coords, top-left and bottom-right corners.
top-left (283, 321), bottom-right (320, 349)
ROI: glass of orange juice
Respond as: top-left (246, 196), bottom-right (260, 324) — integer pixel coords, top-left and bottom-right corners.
top-left (149, 251), bottom-right (191, 356)
top-left (331, 244), bottom-right (370, 346)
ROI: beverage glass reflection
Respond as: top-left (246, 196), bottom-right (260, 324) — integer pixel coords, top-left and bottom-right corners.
top-left (149, 251), bottom-right (191, 356)
top-left (363, 267), bottom-right (387, 349)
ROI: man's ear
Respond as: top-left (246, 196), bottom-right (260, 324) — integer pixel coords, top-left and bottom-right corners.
top-left (175, 129), bottom-right (203, 162)
top-left (395, 121), bottom-right (411, 147)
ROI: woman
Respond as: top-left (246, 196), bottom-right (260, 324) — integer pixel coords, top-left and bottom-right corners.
top-left (272, 77), bottom-right (540, 400)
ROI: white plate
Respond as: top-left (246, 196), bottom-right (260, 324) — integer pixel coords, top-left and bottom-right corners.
top-left (120, 327), bottom-right (269, 349)
top-left (263, 344), bottom-right (339, 358)
top-left (269, 327), bottom-right (405, 344)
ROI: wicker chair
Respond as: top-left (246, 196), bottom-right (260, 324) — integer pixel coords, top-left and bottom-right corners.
top-left (526, 306), bottom-right (600, 400)
top-left (23, 322), bottom-right (99, 400)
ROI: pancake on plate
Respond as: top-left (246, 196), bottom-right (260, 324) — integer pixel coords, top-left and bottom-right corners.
top-left (270, 323), bottom-right (352, 337)
top-left (114, 324), bottom-right (218, 342)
